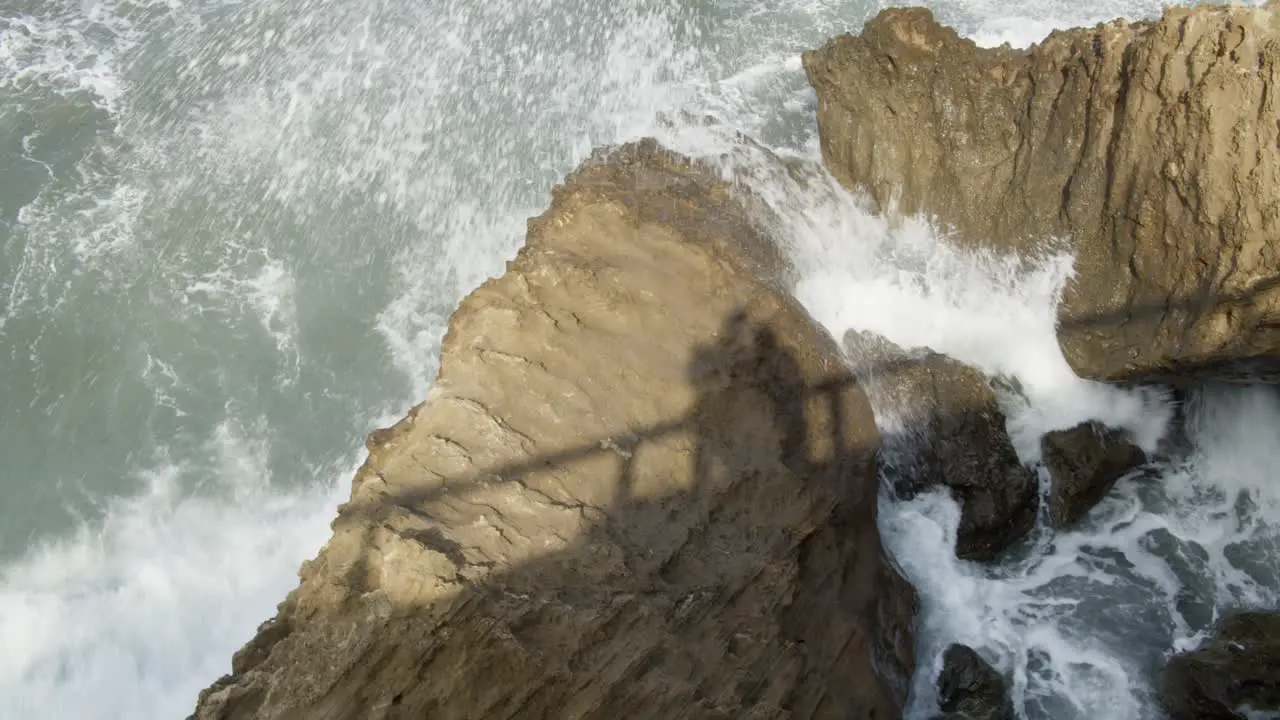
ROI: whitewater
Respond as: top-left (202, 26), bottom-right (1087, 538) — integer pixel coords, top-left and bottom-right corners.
top-left (0, 0), bottom-right (1276, 718)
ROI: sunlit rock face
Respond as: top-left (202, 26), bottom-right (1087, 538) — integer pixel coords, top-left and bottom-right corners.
top-left (191, 141), bottom-right (916, 720)
top-left (805, 2), bottom-right (1280, 384)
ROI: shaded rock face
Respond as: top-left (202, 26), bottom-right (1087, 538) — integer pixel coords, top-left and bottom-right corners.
top-left (934, 644), bottom-right (1014, 720)
top-left (1160, 611), bottom-right (1280, 719)
top-left (1041, 421), bottom-right (1146, 527)
top-left (191, 141), bottom-right (916, 720)
top-left (844, 331), bottom-right (1037, 562)
top-left (804, 3), bottom-right (1280, 382)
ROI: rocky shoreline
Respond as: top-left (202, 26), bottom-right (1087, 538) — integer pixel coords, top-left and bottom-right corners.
top-left (192, 3), bottom-right (1280, 719)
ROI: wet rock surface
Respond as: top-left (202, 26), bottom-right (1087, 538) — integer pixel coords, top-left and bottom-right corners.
top-left (190, 141), bottom-right (916, 720)
top-left (1041, 421), bottom-right (1147, 528)
top-left (805, 2), bottom-right (1280, 383)
top-left (844, 331), bottom-right (1038, 562)
top-left (1160, 611), bottom-right (1280, 720)
top-left (934, 644), bottom-right (1015, 720)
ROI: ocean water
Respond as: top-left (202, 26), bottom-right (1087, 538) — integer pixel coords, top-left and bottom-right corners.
top-left (1, 0), bottom-right (1275, 718)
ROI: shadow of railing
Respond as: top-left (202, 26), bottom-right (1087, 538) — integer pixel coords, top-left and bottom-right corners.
top-left (199, 287), bottom-right (1280, 719)
top-left (194, 308), bottom-right (929, 719)
top-left (1054, 271), bottom-right (1280, 384)
top-left (354, 373), bottom-right (878, 523)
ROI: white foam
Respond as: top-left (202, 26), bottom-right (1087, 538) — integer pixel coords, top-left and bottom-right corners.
top-left (692, 142), bottom-right (1176, 454)
top-left (968, 17), bottom-right (1070, 48)
top-left (868, 385), bottom-right (1280, 719)
top-left (763, 141), bottom-right (1275, 719)
top-left (4, 2), bottom-right (1277, 720)
top-left (1163, 385), bottom-right (1280, 607)
top-left (931, 0), bottom-right (1184, 48)
top-left (0, 424), bottom-right (353, 719)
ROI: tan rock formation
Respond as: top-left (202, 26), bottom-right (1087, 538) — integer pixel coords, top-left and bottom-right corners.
top-left (804, 2), bottom-right (1280, 382)
top-left (191, 141), bottom-right (916, 720)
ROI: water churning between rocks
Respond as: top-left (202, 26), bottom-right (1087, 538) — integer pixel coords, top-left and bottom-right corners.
top-left (0, 0), bottom-right (1275, 718)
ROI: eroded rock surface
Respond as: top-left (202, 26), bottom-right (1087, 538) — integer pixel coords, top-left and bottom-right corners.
top-left (844, 331), bottom-right (1037, 562)
top-left (1159, 611), bottom-right (1280, 719)
top-left (1041, 421), bottom-right (1146, 527)
top-left (805, 3), bottom-right (1280, 382)
top-left (191, 141), bottom-right (916, 720)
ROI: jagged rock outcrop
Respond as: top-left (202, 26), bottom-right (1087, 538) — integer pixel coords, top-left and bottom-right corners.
top-left (1159, 611), bottom-right (1280, 719)
top-left (804, 2), bottom-right (1280, 383)
top-left (843, 331), bottom-right (1038, 562)
top-left (1041, 422), bottom-right (1146, 527)
top-left (934, 644), bottom-right (1015, 720)
top-left (191, 141), bottom-right (916, 720)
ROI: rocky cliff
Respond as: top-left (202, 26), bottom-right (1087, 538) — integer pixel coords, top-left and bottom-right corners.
top-left (192, 3), bottom-right (1280, 718)
top-left (191, 141), bottom-right (916, 720)
top-left (804, 2), bottom-right (1280, 382)
top-left (1159, 611), bottom-right (1280, 719)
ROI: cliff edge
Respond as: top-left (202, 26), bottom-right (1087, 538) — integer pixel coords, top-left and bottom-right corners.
top-left (191, 141), bottom-right (916, 720)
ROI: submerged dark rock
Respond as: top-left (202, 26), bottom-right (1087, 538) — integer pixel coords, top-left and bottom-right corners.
top-left (183, 2), bottom-right (1280, 716)
top-left (1160, 611), bottom-right (1280, 720)
top-left (844, 331), bottom-right (1038, 562)
top-left (1041, 422), bottom-right (1146, 528)
top-left (935, 644), bottom-right (1015, 720)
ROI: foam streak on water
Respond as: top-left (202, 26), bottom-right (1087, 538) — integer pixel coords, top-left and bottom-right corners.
top-left (2, 0), bottom-right (1273, 718)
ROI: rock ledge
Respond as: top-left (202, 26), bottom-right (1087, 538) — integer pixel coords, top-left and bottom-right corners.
top-left (191, 141), bottom-right (916, 720)
top-left (804, 2), bottom-right (1280, 382)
